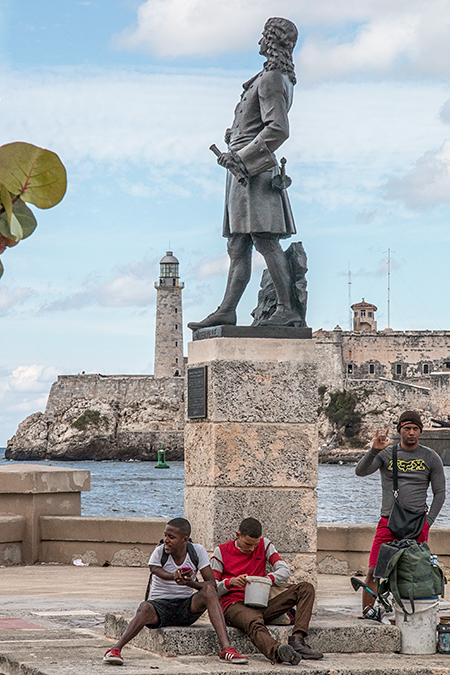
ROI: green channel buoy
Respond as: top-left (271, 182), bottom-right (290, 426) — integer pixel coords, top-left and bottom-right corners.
top-left (155, 444), bottom-right (169, 469)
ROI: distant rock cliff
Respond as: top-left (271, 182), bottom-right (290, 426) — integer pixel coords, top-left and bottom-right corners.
top-left (6, 374), bottom-right (184, 461)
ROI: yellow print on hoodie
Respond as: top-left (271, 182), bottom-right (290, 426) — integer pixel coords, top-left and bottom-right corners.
top-left (388, 459), bottom-right (426, 473)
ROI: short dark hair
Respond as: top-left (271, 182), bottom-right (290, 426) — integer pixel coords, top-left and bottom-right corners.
top-left (167, 517), bottom-right (191, 536)
top-left (238, 517), bottom-right (262, 539)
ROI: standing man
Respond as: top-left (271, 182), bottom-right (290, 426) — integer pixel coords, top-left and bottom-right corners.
top-left (211, 517), bottom-right (323, 664)
top-left (188, 17), bottom-right (303, 330)
top-left (355, 411), bottom-right (446, 615)
top-left (103, 518), bottom-right (247, 665)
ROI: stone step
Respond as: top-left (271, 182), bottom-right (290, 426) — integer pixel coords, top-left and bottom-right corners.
top-left (4, 648), bottom-right (450, 675)
top-left (104, 611), bottom-right (401, 656)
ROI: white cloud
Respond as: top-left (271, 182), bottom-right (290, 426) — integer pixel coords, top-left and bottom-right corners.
top-left (115, 0), bottom-right (450, 81)
top-left (356, 208), bottom-right (378, 224)
top-left (114, 0), bottom-right (270, 57)
top-left (297, 17), bottom-right (416, 83)
top-left (440, 98), bottom-right (450, 125)
top-left (0, 67), bottom-right (237, 175)
top-left (7, 365), bottom-right (60, 393)
top-left (9, 395), bottom-right (49, 413)
top-left (383, 140), bottom-right (450, 210)
top-left (195, 249), bottom-right (265, 279)
top-left (97, 273), bottom-right (156, 307)
top-left (196, 252), bottom-right (229, 279)
top-left (0, 365), bottom-right (60, 443)
top-left (40, 258), bottom-right (157, 311)
top-left (0, 65), bottom-right (446, 210)
top-left (0, 55), bottom-right (447, 228)
top-left (0, 286), bottom-right (34, 314)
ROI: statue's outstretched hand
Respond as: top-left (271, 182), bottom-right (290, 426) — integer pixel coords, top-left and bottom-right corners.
top-left (372, 428), bottom-right (391, 452)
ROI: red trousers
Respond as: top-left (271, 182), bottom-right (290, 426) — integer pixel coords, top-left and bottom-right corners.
top-left (368, 517), bottom-right (430, 567)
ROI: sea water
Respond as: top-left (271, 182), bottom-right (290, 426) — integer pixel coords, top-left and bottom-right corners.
top-left (1, 450), bottom-right (449, 524)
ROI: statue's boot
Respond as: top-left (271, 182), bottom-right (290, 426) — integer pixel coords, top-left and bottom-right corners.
top-left (187, 249), bottom-right (251, 331)
top-left (187, 308), bottom-right (237, 331)
top-left (260, 304), bottom-right (304, 327)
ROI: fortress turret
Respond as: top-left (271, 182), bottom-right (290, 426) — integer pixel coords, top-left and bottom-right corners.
top-left (351, 299), bottom-right (377, 332)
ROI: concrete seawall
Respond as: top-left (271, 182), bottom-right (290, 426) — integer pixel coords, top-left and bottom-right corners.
top-left (3, 512), bottom-right (450, 572)
top-left (1, 464), bottom-right (449, 571)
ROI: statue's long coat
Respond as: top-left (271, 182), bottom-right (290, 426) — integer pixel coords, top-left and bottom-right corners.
top-left (223, 69), bottom-right (296, 239)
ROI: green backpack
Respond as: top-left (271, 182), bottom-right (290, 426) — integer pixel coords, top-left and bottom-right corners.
top-left (377, 540), bottom-right (446, 617)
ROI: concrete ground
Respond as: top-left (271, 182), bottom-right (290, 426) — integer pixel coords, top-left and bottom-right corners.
top-left (1, 566), bottom-right (450, 674)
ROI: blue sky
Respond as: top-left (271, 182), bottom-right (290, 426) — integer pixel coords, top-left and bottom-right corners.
top-left (1, 0), bottom-right (450, 445)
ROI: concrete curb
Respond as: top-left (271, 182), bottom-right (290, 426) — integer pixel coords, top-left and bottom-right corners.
top-left (104, 611), bottom-right (401, 656)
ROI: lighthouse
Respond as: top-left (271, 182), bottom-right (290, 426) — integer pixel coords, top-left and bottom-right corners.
top-left (154, 251), bottom-right (184, 377)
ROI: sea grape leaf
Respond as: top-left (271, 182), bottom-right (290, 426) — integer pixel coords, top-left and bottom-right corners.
top-left (9, 213), bottom-right (23, 241)
top-left (0, 142), bottom-right (67, 209)
top-left (0, 183), bottom-right (12, 224)
top-left (0, 259), bottom-right (3, 279)
top-left (12, 199), bottom-right (37, 239)
top-left (0, 198), bottom-right (37, 242)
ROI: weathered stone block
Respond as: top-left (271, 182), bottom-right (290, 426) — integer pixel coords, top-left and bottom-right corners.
top-left (0, 464), bottom-right (90, 494)
top-left (317, 523), bottom-right (376, 553)
top-left (39, 515), bottom-right (167, 543)
top-left (0, 514), bottom-right (25, 543)
top-left (0, 543), bottom-right (21, 565)
top-left (202, 360), bottom-right (317, 423)
top-left (188, 337), bottom-right (316, 365)
top-left (185, 422), bottom-right (317, 488)
top-left (0, 465), bottom-right (91, 564)
top-left (185, 337), bottom-right (318, 586)
top-left (184, 486), bottom-right (316, 554)
top-left (280, 552), bottom-right (317, 585)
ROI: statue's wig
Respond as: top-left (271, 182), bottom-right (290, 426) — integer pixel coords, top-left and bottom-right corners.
top-left (263, 17), bottom-right (298, 85)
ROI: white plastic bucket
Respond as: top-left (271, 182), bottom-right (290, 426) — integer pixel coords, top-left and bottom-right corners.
top-left (244, 576), bottom-right (272, 608)
top-left (393, 598), bottom-right (439, 654)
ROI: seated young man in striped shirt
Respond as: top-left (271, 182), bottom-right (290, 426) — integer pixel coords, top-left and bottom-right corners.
top-left (211, 517), bottom-right (323, 665)
top-left (103, 517), bottom-right (247, 665)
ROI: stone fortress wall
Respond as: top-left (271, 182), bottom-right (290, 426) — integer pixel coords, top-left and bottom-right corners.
top-left (6, 373), bottom-right (185, 461)
top-left (315, 327), bottom-right (450, 389)
top-left (7, 328), bottom-right (450, 461)
top-left (315, 326), bottom-right (450, 457)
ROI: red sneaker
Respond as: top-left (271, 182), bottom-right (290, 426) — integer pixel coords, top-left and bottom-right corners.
top-left (103, 648), bottom-right (123, 665)
top-left (219, 646), bottom-right (248, 664)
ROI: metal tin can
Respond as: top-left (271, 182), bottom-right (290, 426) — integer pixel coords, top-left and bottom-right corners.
top-left (437, 623), bottom-right (450, 653)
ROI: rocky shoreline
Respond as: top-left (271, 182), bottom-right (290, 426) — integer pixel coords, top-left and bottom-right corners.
top-left (319, 447), bottom-right (366, 464)
top-left (6, 374), bottom-right (185, 462)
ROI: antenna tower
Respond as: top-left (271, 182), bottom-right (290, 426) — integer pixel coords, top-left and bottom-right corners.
top-left (387, 249), bottom-right (391, 329)
top-left (348, 264), bottom-right (352, 330)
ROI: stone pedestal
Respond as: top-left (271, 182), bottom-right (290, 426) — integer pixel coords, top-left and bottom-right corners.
top-left (184, 337), bottom-right (317, 584)
top-left (0, 464), bottom-right (90, 563)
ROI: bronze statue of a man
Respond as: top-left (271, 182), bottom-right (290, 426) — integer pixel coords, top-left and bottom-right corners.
top-left (189, 17), bottom-right (302, 330)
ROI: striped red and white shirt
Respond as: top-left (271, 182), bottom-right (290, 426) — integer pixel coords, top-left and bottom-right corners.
top-left (211, 538), bottom-right (290, 611)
